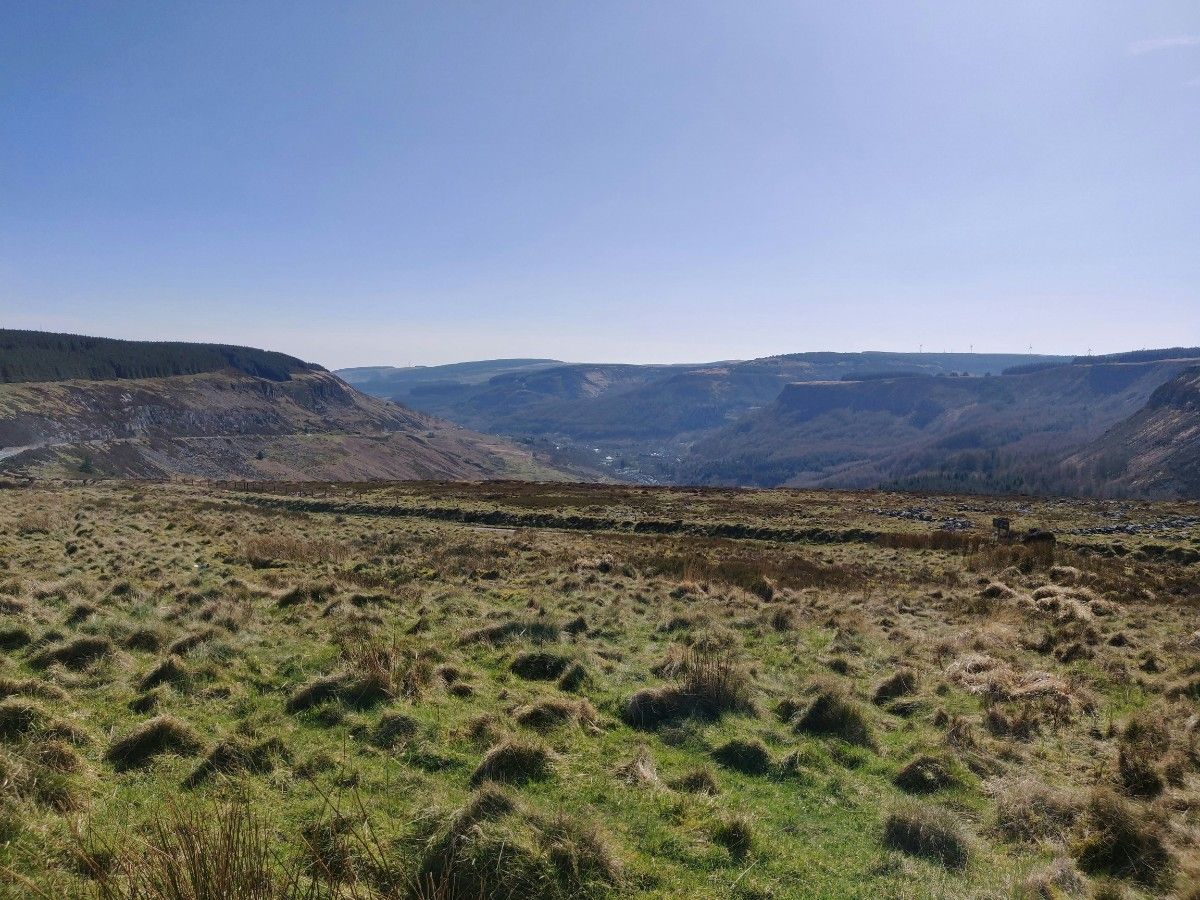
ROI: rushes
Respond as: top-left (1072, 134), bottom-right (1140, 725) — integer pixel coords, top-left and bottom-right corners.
top-left (624, 647), bottom-right (754, 729)
top-left (83, 800), bottom-right (306, 900)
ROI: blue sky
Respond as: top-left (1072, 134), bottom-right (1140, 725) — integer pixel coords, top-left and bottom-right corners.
top-left (2, 2), bottom-right (1198, 368)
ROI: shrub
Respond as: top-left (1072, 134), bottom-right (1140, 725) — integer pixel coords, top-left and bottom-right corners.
top-left (794, 682), bottom-right (875, 748)
top-left (883, 802), bottom-right (970, 870)
top-left (1074, 788), bottom-right (1171, 887)
top-left (105, 716), bottom-right (204, 771)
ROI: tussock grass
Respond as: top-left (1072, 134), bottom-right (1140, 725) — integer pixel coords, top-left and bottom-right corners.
top-left (893, 754), bottom-right (962, 794)
top-left (470, 738), bottom-right (555, 786)
top-left (625, 648), bottom-right (754, 729)
top-left (417, 785), bottom-right (621, 900)
top-left (461, 618), bottom-right (561, 646)
top-left (1074, 788), bottom-right (1172, 887)
top-left (793, 681), bottom-right (875, 748)
top-left (105, 716), bottom-right (204, 771)
top-left (990, 776), bottom-right (1078, 844)
top-left (712, 813), bottom-right (755, 859)
top-left (883, 802), bottom-right (971, 870)
top-left (514, 697), bottom-right (598, 732)
top-left (82, 799), bottom-right (304, 899)
top-left (872, 669), bottom-right (918, 705)
top-left (712, 738), bottom-right (772, 775)
top-left (29, 634), bottom-right (114, 670)
top-left (671, 766), bottom-right (720, 795)
top-left (510, 650), bottom-right (572, 680)
top-left (6, 481), bottom-right (1200, 898)
top-left (138, 655), bottom-right (189, 691)
top-left (184, 735), bottom-right (287, 787)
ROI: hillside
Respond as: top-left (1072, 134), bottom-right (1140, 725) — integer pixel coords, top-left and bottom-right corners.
top-left (338, 358), bottom-right (563, 393)
top-left (0, 333), bottom-right (565, 482)
top-left (682, 356), bottom-right (1200, 496)
top-left (0, 328), bottom-right (318, 383)
top-left (1065, 366), bottom-right (1200, 498)
top-left (341, 352), bottom-right (1064, 481)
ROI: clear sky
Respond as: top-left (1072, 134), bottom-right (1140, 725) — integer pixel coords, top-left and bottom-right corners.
top-left (2, 2), bottom-right (1198, 368)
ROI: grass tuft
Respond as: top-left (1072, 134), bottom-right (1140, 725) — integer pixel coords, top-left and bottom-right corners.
top-left (105, 715), bottom-right (204, 771)
top-left (470, 737), bottom-right (555, 786)
top-left (793, 681), bottom-right (875, 748)
top-left (883, 801), bottom-right (970, 870)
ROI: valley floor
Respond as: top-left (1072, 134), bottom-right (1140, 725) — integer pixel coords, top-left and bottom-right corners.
top-left (1, 480), bottom-right (1199, 898)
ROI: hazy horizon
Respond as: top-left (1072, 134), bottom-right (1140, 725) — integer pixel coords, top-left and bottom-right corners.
top-left (4, 3), bottom-right (1198, 368)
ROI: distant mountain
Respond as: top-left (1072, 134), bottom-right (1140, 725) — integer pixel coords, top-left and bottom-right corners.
top-left (681, 355), bottom-right (1200, 497)
top-left (338, 359), bottom-right (563, 393)
top-left (0, 331), bottom-right (566, 482)
top-left (341, 351), bottom-right (1070, 482)
top-left (1064, 365), bottom-right (1200, 498)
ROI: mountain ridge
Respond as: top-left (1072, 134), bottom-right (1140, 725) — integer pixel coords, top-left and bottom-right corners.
top-left (340, 350), bottom-right (1200, 497)
top-left (0, 332), bottom-right (567, 482)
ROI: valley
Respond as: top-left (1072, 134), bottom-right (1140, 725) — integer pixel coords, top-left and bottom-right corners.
top-left (341, 351), bottom-right (1200, 498)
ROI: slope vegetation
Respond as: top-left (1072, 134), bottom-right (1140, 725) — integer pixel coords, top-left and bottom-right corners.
top-left (1066, 366), bottom-right (1200, 498)
top-left (0, 328), bottom-right (316, 384)
top-left (682, 357), bottom-right (1200, 495)
top-left (343, 352), bottom-right (1062, 481)
top-left (0, 333), bottom-right (564, 482)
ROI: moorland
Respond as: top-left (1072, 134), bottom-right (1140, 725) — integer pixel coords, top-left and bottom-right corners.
top-left (2, 478), bottom-right (1199, 898)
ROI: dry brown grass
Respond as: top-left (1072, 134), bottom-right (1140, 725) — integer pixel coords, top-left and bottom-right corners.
top-left (243, 534), bottom-right (348, 567)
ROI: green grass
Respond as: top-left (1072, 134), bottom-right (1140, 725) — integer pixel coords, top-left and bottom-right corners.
top-left (0, 480), bottom-right (1197, 897)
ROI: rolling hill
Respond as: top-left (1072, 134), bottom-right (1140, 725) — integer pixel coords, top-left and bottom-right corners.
top-left (340, 352), bottom-right (1065, 481)
top-left (340, 348), bottom-right (1200, 497)
top-left (1064, 365), bottom-right (1200, 498)
top-left (0, 330), bottom-right (565, 482)
top-left (682, 353), bottom-right (1200, 497)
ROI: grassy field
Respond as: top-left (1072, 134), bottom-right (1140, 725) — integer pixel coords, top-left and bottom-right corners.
top-left (1, 480), bottom-right (1199, 898)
